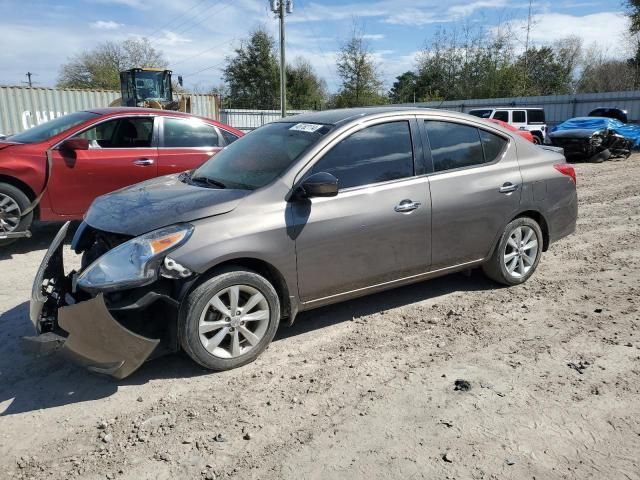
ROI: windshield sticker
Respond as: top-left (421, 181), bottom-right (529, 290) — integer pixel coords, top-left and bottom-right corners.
top-left (289, 123), bottom-right (323, 133)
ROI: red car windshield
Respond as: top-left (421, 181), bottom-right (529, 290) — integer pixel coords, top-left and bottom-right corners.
top-left (7, 111), bottom-right (100, 144)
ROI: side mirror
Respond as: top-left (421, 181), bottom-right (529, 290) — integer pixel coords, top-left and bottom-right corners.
top-left (61, 138), bottom-right (89, 151)
top-left (299, 172), bottom-right (338, 198)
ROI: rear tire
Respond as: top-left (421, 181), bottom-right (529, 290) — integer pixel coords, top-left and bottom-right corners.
top-left (483, 217), bottom-right (543, 286)
top-left (179, 268), bottom-right (281, 371)
top-left (0, 183), bottom-right (33, 247)
top-left (532, 134), bottom-right (543, 145)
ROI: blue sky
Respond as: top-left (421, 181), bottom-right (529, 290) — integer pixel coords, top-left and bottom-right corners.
top-left (0, 0), bottom-right (629, 93)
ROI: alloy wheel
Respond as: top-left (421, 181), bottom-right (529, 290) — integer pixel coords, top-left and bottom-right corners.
top-left (198, 284), bottom-right (270, 359)
top-left (503, 225), bottom-right (539, 278)
top-left (0, 193), bottom-right (21, 233)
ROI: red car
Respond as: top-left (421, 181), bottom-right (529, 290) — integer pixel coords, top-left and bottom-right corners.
top-left (487, 118), bottom-right (535, 143)
top-left (0, 108), bottom-right (243, 244)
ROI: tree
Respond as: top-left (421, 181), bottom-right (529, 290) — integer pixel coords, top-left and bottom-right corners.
top-left (333, 30), bottom-right (387, 107)
top-left (57, 38), bottom-right (166, 90)
top-left (286, 58), bottom-right (327, 109)
top-left (389, 71), bottom-right (418, 104)
top-left (628, 0), bottom-right (640, 35)
top-left (577, 45), bottom-right (637, 93)
top-left (222, 29), bottom-right (280, 109)
top-left (515, 47), bottom-right (568, 96)
top-left (414, 24), bottom-right (522, 101)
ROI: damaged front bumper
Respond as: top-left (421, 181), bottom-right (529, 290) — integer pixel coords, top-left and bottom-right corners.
top-left (29, 222), bottom-right (161, 379)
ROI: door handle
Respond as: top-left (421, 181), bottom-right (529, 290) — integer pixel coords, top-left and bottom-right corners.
top-left (394, 200), bottom-right (422, 213)
top-left (133, 158), bottom-right (155, 166)
top-left (499, 182), bottom-right (519, 193)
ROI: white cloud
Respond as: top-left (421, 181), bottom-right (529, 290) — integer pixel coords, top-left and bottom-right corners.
top-left (90, 0), bottom-right (149, 8)
top-left (384, 9), bottom-right (439, 25)
top-left (385, 0), bottom-right (511, 25)
top-left (448, 0), bottom-right (509, 18)
top-left (90, 20), bottom-right (122, 30)
top-left (363, 34), bottom-right (385, 40)
top-left (152, 31), bottom-right (193, 47)
top-left (504, 11), bottom-right (630, 56)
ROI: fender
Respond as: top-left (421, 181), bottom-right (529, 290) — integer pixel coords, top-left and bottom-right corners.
top-left (21, 147), bottom-right (53, 218)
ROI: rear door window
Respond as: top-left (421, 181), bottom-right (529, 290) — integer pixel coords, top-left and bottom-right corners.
top-left (310, 121), bottom-right (414, 189)
top-left (424, 121), bottom-right (484, 172)
top-left (493, 111), bottom-right (509, 122)
top-left (76, 117), bottom-right (154, 149)
top-left (512, 110), bottom-right (526, 123)
top-left (163, 118), bottom-right (220, 148)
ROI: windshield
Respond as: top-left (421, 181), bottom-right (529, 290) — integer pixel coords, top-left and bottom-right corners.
top-left (133, 71), bottom-right (171, 103)
top-left (8, 111), bottom-right (100, 144)
top-left (192, 122), bottom-right (332, 190)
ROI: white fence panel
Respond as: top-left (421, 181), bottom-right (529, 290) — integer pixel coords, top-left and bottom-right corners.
top-left (396, 90), bottom-right (640, 126)
top-left (220, 109), bottom-right (311, 131)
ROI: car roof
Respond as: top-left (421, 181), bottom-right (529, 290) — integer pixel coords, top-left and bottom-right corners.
top-left (84, 107), bottom-right (243, 134)
top-left (274, 107), bottom-right (480, 126)
top-left (469, 107), bottom-right (544, 111)
top-left (87, 107), bottom-right (197, 116)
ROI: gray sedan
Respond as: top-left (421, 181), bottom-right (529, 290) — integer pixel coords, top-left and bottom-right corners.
top-left (30, 107), bottom-right (578, 378)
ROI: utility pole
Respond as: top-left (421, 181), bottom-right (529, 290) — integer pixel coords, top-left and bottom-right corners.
top-left (270, 0), bottom-right (293, 118)
top-left (523, 0), bottom-right (533, 92)
top-left (24, 72), bottom-right (35, 87)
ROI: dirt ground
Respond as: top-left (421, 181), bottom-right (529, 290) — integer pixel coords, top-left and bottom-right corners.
top-left (1, 155), bottom-right (639, 480)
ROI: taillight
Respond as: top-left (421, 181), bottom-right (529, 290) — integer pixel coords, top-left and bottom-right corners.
top-left (554, 163), bottom-right (576, 185)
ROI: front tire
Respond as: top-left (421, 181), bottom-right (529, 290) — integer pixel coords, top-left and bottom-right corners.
top-left (0, 183), bottom-right (33, 247)
top-left (483, 217), bottom-right (543, 286)
top-left (179, 268), bottom-right (281, 371)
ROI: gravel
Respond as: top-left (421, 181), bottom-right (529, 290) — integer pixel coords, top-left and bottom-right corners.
top-left (1, 157), bottom-right (639, 479)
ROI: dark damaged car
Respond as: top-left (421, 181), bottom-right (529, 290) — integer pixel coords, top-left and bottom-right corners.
top-left (548, 117), bottom-right (638, 163)
top-left (30, 108), bottom-right (578, 379)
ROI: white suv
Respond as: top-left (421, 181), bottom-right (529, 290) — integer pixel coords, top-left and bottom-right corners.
top-left (468, 108), bottom-right (547, 144)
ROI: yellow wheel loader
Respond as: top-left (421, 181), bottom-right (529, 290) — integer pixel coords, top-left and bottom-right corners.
top-left (109, 68), bottom-right (192, 112)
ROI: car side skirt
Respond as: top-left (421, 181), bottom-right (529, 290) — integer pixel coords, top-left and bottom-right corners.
top-left (300, 258), bottom-right (484, 311)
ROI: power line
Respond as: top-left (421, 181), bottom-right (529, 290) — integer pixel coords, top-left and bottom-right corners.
top-left (169, 37), bottom-right (237, 68)
top-left (146, 0), bottom-right (211, 41)
top-left (181, 59), bottom-right (227, 78)
top-left (164, 0), bottom-right (234, 41)
top-left (296, 0), bottom-right (338, 84)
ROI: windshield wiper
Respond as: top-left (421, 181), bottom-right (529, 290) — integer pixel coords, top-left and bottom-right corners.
top-left (190, 174), bottom-right (227, 189)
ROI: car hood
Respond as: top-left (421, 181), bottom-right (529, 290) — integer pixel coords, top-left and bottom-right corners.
top-left (0, 141), bottom-right (20, 151)
top-left (549, 129), bottom-right (597, 139)
top-left (84, 174), bottom-right (250, 236)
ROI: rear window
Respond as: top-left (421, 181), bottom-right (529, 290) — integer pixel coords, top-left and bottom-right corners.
top-left (527, 109), bottom-right (545, 124)
top-left (468, 109), bottom-right (492, 119)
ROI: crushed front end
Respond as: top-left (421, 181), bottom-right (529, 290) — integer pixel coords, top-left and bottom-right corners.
top-left (29, 221), bottom-right (196, 379)
top-left (549, 129), bottom-right (633, 162)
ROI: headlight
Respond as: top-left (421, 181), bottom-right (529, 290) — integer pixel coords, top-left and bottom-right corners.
top-left (77, 224), bottom-right (193, 293)
top-left (591, 131), bottom-right (604, 146)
